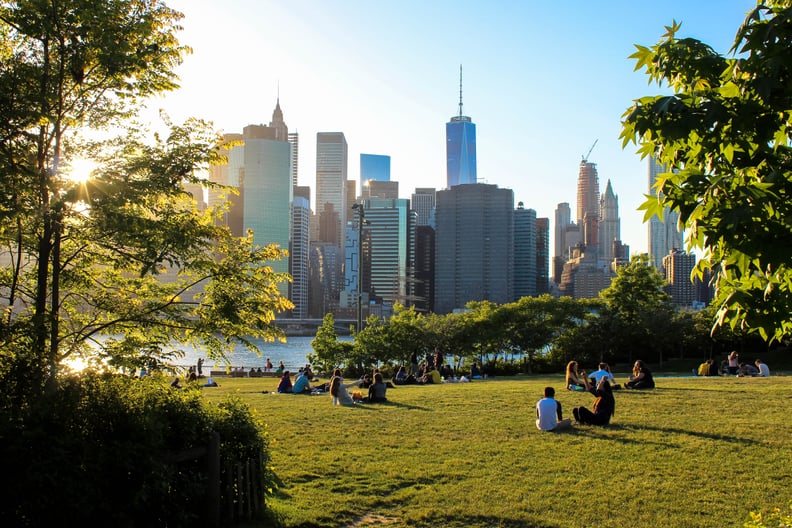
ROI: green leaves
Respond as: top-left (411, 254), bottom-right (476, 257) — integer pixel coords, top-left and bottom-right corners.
top-left (622, 4), bottom-right (792, 342)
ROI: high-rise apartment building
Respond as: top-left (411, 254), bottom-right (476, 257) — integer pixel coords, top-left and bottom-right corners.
top-left (648, 156), bottom-right (684, 270)
top-left (315, 132), bottom-right (348, 247)
top-left (663, 249), bottom-right (696, 307)
top-left (446, 66), bottom-right (477, 188)
top-left (598, 179), bottom-right (620, 262)
top-left (434, 183), bottom-right (513, 314)
top-left (514, 203), bottom-right (537, 299)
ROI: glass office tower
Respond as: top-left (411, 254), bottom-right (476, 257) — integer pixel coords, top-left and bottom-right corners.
top-left (446, 66), bottom-right (477, 188)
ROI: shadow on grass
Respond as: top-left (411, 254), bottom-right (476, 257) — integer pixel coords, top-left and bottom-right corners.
top-left (570, 424), bottom-right (674, 447)
top-left (570, 422), bottom-right (752, 446)
top-left (356, 401), bottom-right (431, 411)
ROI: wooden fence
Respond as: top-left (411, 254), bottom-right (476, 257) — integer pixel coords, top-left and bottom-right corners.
top-left (166, 432), bottom-right (266, 526)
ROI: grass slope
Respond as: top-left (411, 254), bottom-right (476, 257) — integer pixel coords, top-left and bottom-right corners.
top-left (203, 375), bottom-right (792, 528)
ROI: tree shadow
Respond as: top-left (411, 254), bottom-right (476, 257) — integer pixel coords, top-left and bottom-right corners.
top-left (356, 401), bottom-right (431, 411)
top-left (617, 423), bottom-right (754, 445)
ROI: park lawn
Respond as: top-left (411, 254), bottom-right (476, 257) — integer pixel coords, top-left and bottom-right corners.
top-left (202, 375), bottom-right (792, 528)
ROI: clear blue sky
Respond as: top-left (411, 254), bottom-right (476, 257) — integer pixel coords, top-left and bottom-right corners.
top-left (154, 0), bottom-right (755, 254)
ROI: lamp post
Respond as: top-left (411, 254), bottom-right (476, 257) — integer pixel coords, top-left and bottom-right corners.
top-left (352, 203), bottom-right (365, 333)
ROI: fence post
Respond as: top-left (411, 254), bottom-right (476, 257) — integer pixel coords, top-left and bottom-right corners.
top-left (207, 431), bottom-right (220, 527)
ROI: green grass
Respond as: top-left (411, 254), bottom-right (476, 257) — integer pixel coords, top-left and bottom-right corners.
top-left (202, 374), bottom-right (792, 528)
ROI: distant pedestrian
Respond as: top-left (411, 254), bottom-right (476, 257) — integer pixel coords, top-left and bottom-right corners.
top-left (197, 357), bottom-right (204, 377)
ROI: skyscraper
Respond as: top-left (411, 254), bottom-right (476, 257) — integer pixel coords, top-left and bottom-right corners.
top-left (446, 66), bottom-right (477, 188)
top-left (553, 202), bottom-right (572, 284)
top-left (360, 198), bottom-right (416, 317)
top-left (577, 160), bottom-right (600, 250)
top-left (227, 123), bottom-right (292, 295)
top-left (411, 188), bottom-right (436, 227)
top-left (598, 179), bottom-right (620, 263)
top-left (316, 132), bottom-right (348, 247)
top-left (290, 195), bottom-right (310, 319)
top-left (514, 202), bottom-right (537, 299)
top-left (288, 132), bottom-right (299, 186)
top-left (360, 154), bottom-right (390, 183)
top-left (648, 156), bottom-right (684, 270)
top-left (536, 217), bottom-right (550, 295)
top-left (435, 183), bottom-right (513, 313)
top-left (663, 249), bottom-right (696, 307)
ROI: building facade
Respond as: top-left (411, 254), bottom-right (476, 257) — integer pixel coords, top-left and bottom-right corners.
top-left (663, 249), bottom-right (696, 307)
top-left (315, 132), bottom-right (348, 247)
top-left (598, 179), bottom-right (620, 263)
top-left (648, 156), bottom-right (684, 270)
top-left (577, 160), bottom-right (600, 251)
top-left (514, 202), bottom-right (537, 299)
top-left (434, 183), bottom-right (514, 313)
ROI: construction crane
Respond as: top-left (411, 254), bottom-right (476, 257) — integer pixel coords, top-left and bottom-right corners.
top-left (582, 139), bottom-right (598, 162)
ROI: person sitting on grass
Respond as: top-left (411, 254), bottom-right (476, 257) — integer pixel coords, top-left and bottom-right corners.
top-left (572, 377), bottom-right (615, 426)
top-left (329, 369), bottom-right (363, 406)
top-left (738, 361), bottom-right (759, 377)
top-left (292, 369), bottom-right (312, 393)
top-left (624, 360), bottom-right (655, 389)
top-left (363, 372), bottom-right (388, 403)
top-left (276, 371), bottom-right (293, 393)
top-left (418, 364), bottom-right (441, 384)
top-left (565, 360), bottom-right (586, 391)
top-left (536, 386), bottom-right (572, 431)
top-left (755, 359), bottom-right (770, 377)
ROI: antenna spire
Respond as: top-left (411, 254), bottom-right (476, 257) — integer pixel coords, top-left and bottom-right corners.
top-left (458, 64), bottom-right (463, 117)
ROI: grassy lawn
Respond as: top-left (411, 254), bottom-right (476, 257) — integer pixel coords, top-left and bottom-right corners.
top-left (202, 374), bottom-right (792, 528)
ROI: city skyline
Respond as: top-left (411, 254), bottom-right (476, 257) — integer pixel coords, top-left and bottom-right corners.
top-left (150, 0), bottom-right (754, 254)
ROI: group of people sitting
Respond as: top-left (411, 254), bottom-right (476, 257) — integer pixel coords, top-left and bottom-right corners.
top-left (275, 364), bottom-right (317, 394)
top-left (565, 360), bottom-right (655, 392)
top-left (328, 368), bottom-right (389, 405)
top-left (713, 351), bottom-right (771, 377)
top-left (536, 359), bottom-right (656, 432)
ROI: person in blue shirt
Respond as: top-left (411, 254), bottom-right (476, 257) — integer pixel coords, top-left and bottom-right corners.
top-left (292, 371), bottom-right (312, 394)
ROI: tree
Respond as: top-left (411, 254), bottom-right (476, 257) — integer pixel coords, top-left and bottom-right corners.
top-left (308, 313), bottom-right (346, 373)
top-left (599, 255), bottom-right (675, 364)
top-left (501, 295), bottom-right (589, 373)
top-left (0, 0), bottom-right (292, 398)
top-left (621, 2), bottom-right (792, 342)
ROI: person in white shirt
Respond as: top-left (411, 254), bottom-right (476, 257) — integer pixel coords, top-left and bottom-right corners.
top-left (536, 387), bottom-right (572, 431)
top-left (587, 362), bottom-right (616, 384)
top-left (755, 359), bottom-right (770, 377)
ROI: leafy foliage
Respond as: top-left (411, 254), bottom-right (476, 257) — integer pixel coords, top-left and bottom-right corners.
top-left (0, 0), bottom-right (292, 399)
top-left (621, 2), bottom-right (792, 341)
top-left (0, 372), bottom-right (272, 527)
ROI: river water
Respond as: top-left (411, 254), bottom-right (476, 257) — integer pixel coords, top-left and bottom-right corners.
top-left (175, 335), bottom-right (351, 372)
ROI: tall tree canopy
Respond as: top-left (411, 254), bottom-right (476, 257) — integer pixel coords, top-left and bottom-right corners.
top-left (0, 0), bottom-right (291, 397)
top-left (621, 1), bottom-right (792, 342)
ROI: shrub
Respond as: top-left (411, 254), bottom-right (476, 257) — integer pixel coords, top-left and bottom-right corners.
top-left (745, 502), bottom-right (792, 528)
top-left (0, 371), bottom-right (272, 527)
